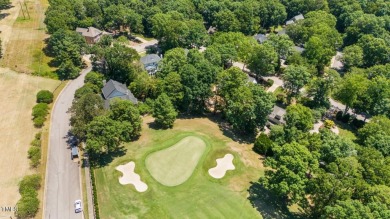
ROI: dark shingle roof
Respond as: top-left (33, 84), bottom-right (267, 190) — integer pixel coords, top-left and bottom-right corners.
top-left (140, 54), bottom-right (161, 65)
top-left (102, 79), bottom-right (138, 106)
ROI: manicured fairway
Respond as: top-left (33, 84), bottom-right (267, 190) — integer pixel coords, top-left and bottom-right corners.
top-left (95, 116), bottom-right (265, 219)
top-left (145, 136), bottom-right (207, 186)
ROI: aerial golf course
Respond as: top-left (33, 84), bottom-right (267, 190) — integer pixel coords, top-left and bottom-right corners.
top-left (95, 116), bottom-right (265, 218)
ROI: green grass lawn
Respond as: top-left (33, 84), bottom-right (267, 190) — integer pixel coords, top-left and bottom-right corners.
top-left (95, 117), bottom-right (264, 219)
top-left (145, 136), bottom-right (207, 186)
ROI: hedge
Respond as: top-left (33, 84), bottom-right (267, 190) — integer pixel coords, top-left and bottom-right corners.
top-left (90, 167), bottom-right (100, 219)
top-left (33, 116), bottom-right (45, 128)
top-left (36, 90), bottom-right (54, 104)
top-left (28, 146), bottom-right (41, 167)
top-left (16, 195), bottom-right (39, 218)
top-left (32, 103), bottom-right (48, 118)
top-left (19, 174), bottom-right (41, 192)
top-left (16, 174), bottom-right (41, 218)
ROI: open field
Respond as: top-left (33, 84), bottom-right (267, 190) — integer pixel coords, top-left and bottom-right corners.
top-left (95, 116), bottom-right (265, 219)
top-left (0, 68), bottom-right (59, 216)
top-left (1, 0), bottom-right (56, 78)
top-left (145, 136), bottom-right (207, 186)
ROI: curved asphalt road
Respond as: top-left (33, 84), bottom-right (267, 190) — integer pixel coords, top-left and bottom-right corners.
top-left (44, 65), bottom-right (92, 219)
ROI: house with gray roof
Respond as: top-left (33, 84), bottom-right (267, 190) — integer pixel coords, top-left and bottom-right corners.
top-left (140, 54), bottom-right (161, 76)
top-left (268, 106), bottom-right (286, 125)
top-left (102, 79), bottom-right (138, 109)
top-left (254, 34), bottom-right (268, 44)
top-left (285, 13), bottom-right (304, 25)
top-left (76, 27), bottom-right (104, 44)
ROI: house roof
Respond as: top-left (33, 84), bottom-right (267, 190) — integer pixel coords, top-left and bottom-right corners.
top-left (293, 46), bottom-right (305, 53)
top-left (286, 20), bottom-right (295, 25)
top-left (254, 34), bottom-right (268, 43)
top-left (268, 106), bottom-right (286, 124)
top-left (294, 14), bottom-right (304, 21)
top-left (140, 54), bottom-right (161, 65)
top-left (102, 79), bottom-right (138, 104)
top-left (76, 27), bottom-right (102, 38)
top-left (286, 14), bottom-right (305, 25)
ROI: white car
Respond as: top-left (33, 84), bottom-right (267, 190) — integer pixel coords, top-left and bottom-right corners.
top-left (74, 200), bottom-right (82, 213)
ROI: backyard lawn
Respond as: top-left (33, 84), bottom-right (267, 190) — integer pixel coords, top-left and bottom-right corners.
top-left (95, 116), bottom-right (265, 219)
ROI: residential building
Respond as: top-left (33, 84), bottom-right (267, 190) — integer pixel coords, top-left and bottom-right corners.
top-left (76, 27), bottom-right (104, 44)
top-left (102, 79), bottom-right (138, 109)
top-left (268, 106), bottom-right (286, 125)
top-left (285, 14), bottom-right (304, 25)
top-left (140, 54), bottom-right (161, 76)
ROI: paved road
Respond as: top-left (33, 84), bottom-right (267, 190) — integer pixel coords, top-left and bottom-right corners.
top-left (44, 65), bottom-right (92, 219)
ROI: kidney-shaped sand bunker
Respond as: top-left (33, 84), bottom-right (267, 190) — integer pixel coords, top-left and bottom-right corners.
top-left (145, 136), bottom-right (207, 186)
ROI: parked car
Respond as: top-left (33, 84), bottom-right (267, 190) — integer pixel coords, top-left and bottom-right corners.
top-left (74, 200), bottom-right (82, 213)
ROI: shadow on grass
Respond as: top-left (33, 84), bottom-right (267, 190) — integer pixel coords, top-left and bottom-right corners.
top-left (90, 146), bottom-right (127, 168)
top-left (248, 182), bottom-right (302, 219)
top-left (206, 114), bottom-right (256, 144)
top-left (146, 121), bottom-right (170, 130)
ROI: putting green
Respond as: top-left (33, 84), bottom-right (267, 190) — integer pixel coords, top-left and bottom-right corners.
top-left (145, 136), bottom-right (207, 186)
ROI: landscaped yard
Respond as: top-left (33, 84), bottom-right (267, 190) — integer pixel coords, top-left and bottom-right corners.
top-left (0, 68), bottom-right (59, 213)
top-left (95, 116), bottom-right (266, 219)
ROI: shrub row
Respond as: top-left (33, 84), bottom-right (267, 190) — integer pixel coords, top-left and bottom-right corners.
top-left (28, 132), bottom-right (41, 168)
top-left (36, 90), bottom-right (53, 104)
top-left (32, 90), bottom-right (53, 127)
top-left (32, 103), bottom-right (48, 128)
top-left (16, 174), bottom-right (41, 218)
top-left (90, 167), bottom-right (100, 219)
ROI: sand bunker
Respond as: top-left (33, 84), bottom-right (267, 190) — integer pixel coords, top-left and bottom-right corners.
top-left (116, 162), bottom-right (148, 192)
top-left (208, 154), bottom-right (235, 179)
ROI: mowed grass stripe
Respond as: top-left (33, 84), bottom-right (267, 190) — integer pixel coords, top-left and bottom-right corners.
top-left (145, 136), bottom-right (207, 186)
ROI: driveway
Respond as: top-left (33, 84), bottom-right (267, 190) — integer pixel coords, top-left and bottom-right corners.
top-left (129, 39), bottom-right (158, 53)
top-left (44, 64), bottom-right (92, 219)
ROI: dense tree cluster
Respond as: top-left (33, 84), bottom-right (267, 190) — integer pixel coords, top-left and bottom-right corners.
top-left (50, 0), bottom-right (390, 215)
top-left (259, 104), bottom-right (390, 218)
top-left (70, 72), bottom-right (142, 159)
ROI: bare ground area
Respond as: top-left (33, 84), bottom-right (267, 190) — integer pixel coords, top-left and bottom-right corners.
top-left (0, 69), bottom-right (59, 214)
top-left (1, 0), bottom-right (55, 77)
